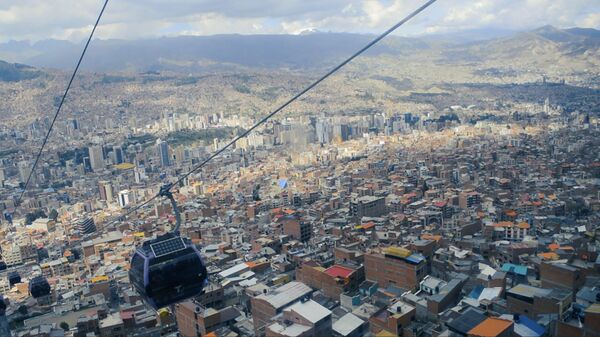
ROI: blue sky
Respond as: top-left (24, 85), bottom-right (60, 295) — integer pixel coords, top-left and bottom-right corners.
top-left (0, 0), bottom-right (598, 42)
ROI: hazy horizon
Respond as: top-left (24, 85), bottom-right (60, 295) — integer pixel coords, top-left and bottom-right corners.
top-left (0, 0), bottom-right (598, 43)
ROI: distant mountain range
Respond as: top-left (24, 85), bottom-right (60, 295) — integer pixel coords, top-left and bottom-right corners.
top-left (449, 26), bottom-right (600, 60)
top-left (0, 60), bottom-right (42, 81)
top-left (0, 25), bottom-right (598, 75)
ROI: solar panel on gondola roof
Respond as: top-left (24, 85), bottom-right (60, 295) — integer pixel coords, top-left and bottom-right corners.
top-left (150, 237), bottom-right (186, 257)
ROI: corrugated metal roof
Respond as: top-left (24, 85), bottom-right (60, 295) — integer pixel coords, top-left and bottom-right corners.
top-left (257, 281), bottom-right (312, 309)
top-left (267, 322), bottom-right (310, 337)
top-left (406, 254), bottom-right (426, 264)
top-left (501, 263), bottom-right (527, 276)
top-left (285, 299), bottom-right (331, 323)
top-left (447, 307), bottom-right (486, 334)
top-left (332, 313), bottom-right (364, 336)
top-left (508, 284), bottom-right (551, 299)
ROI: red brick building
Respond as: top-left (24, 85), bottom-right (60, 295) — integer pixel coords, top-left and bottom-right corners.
top-left (540, 262), bottom-right (586, 299)
top-left (280, 215), bottom-right (311, 242)
top-left (175, 300), bottom-right (240, 337)
top-left (296, 261), bottom-right (364, 299)
top-left (506, 284), bottom-right (571, 320)
top-left (369, 300), bottom-right (416, 336)
top-left (557, 303), bottom-right (600, 337)
top-left (364, 247), bottom-right (427, 290)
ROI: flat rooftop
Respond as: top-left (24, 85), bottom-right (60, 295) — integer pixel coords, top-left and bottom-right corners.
top-left (324, 265), bottom-right (354, 278)
top-left (507, 284), bottom-right (552, 299)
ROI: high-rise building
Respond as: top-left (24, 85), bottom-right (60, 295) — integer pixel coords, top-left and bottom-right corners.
top-left (156, 139), bottom-right (170, 167)
top-left (316, 119), bottom-right (332, 144)
top-left (18, 160), bottom-right (32, 183)
top-left (98, 181), bottom-right (114, 203)
top-left (333, 124), bottom-right (350, 142)
top-left (112, 146), bottom-right (124, 164)
top-left (88, 145), bottom-right (104, 172)
top-left (82, 157), bottom-right (91, 173)
top-left (75, 217), bottom-right (96, 234)
top-left (118, 189), bottom-right (133, 208)
top-left (134, 165), bottom-right (147, 183)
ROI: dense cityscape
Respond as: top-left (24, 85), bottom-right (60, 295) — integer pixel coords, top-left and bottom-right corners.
top-left (1, 3), bottom-right (600, 337)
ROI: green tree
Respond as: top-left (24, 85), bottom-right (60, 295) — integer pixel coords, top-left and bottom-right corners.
top-left (59, 322), bottom-right (69, 331)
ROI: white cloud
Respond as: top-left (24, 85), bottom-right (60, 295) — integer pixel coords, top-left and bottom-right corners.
top-left (178, 13), bottom-right (269, 36)
top-left (580, 12), bottom-right (600, 28)
top-left (0, 0), bottom-right (597, 42)
top-left (422, 0), bottom-right (599, 37)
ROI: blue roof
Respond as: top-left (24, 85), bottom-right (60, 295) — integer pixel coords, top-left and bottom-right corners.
top-left (406, 254), bottom-right (425, 264)
top-left (278, 179), bottom-right (288, 189)
top-left (518, 315), bottom-right (546, 336)
top-left (502, 263), bottom-right (528, 276)
top-left (469, 285), bottom-right (484, 299)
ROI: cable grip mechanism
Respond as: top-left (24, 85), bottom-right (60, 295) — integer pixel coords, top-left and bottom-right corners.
top-left (159, 184), bottom-right (181, 234)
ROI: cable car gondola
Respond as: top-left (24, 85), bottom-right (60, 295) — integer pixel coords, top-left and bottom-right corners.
top-left (29, 276), bottom-right (51, 298)
top-left (129, 186), bottom-right (208, 310)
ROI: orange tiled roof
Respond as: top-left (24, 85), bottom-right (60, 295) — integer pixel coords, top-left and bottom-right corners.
top-left (421, 234), bottom-right (442, 242)
top-left (548, 243), bottom-right (560, 251)
top-left (362, 222), bottom-right (375, 230)
top-left (538, 252), bottom-right (559, 260)
top-left (468, 317), bottom-right (513, 337)
top-left (517, 222), bottom-right (530, 229)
